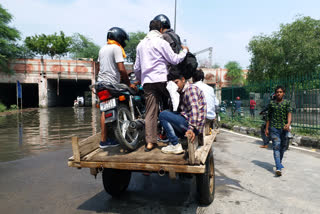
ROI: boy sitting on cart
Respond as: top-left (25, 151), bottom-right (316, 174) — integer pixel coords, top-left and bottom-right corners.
top-left (159, 73), bottom-right (207, 154)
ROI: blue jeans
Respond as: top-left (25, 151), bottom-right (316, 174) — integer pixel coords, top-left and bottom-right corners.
top-left (270, 127), bottom-right (288, 170)
top-left (159, 111), bottom-right (189, 145)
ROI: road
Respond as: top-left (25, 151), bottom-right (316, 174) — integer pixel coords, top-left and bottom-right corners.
top-left (0, 130), bottom-right (319, 214)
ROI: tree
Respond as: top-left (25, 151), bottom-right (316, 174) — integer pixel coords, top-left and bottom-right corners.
top-left (24, 31), bottom-right (72, 59)
top-left (225, 61), bottom-right (244, 86)
top-left (212, 63), bottom-right (220, 69)
top-left (247, 16), bottom-right (320, 82)
top-left (247, 34), bottom-right (284, 81)
top-left (0, 4), bottom-right (21, 73)
top-left (15, 44), bottom-right (35, 59)
top-left (69, 33), bottom-right (100, 61)
top-left (124, 31), bottom-right (146, 63)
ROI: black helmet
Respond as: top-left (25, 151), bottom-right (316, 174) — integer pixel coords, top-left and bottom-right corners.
top-left (107, 27), bottom-right (129, 48)
top-left (153, 14), bottom-right (171, 29)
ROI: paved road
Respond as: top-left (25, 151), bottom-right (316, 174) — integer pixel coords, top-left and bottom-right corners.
top-left (0, 130), bottom-right (319, 214)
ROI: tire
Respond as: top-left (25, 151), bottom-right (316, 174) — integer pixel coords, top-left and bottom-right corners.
top-left (114, 104), bottom-right (140, 151)
top-left (102, 168), bottom-right (131, 197)
top-left (196, 150), bottom-right (215, 205)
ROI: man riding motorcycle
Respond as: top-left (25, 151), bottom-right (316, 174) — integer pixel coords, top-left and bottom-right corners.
top-left (97, 27), bottom-right (136, 148)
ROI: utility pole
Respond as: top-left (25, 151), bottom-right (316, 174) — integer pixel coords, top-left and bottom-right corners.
top-left (193, 47), bottom-right (213, 67)
top-left (174, 0), bottom-right (177, 32)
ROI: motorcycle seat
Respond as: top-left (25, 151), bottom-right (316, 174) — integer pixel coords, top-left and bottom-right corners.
top-left (126, 87), bottom-right (137, 95)
top-left (94, 82), bottom-right (137, 95)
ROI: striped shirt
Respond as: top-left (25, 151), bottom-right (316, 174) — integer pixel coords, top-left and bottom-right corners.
top-left (179, 82), bottom-right (207, 133)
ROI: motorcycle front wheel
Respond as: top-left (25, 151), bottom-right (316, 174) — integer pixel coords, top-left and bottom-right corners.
top-left (114, 104), bottom-right (141, 151)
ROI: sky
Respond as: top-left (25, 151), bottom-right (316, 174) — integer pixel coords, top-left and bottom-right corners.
top-left (2, 0), bottom-right (320, 69)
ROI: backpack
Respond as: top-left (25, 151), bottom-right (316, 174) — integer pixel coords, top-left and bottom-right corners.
top-left (165, 32), bottom-right (198, 80)
top-left (163, 30), bottom-right (181, 54)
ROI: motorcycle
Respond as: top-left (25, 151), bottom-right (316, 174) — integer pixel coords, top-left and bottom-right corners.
top-left (91, 79), bottom-right (145, 151)
top-left (219, 102), bottom-right (227, 114)
top-left (260, 110), bottom-right (271, 146)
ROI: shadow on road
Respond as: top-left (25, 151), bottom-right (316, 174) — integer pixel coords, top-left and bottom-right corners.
top-left (215, 168), bottom-right (244, 197)
top-left (77, 173), bottom-right (199, 213)
top-left (215, 168), bottom-right (269, 199)
top-left (251, 160), bottom-right (274, 174)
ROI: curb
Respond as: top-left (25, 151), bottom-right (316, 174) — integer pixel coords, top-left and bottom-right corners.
top-left (220, 123), bottom-right (320, 149)
top-left (220, 128), bottom-right (319, 154)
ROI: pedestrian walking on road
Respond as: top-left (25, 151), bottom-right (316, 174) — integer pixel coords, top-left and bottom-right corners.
top-left (265, 85), bottom-right (292, 176)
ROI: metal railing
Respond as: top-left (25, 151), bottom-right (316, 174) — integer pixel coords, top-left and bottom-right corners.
top-left (216, 72), bottom-right (320, 130)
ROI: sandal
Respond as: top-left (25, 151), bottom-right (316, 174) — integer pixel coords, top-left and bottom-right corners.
top-left (144, 143), bottom-right (157, 152)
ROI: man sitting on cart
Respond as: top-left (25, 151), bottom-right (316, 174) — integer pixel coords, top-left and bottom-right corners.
top-left (192, 69), bottom-right (219, 131)
top-left (159, 72), bottom-right (207, 154)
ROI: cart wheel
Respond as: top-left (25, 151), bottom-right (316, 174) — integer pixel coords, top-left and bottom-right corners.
top-left (102, 168), bottom-right (131, 197)
top-left (196, 150), bottom-right (215, 205)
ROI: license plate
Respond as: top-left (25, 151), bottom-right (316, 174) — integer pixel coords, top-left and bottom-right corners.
top-left (100, 99), bottom-right (116, 111)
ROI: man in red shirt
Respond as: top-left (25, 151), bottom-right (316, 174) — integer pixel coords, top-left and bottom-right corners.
top-left (250, 97), bottom-right (257, 118)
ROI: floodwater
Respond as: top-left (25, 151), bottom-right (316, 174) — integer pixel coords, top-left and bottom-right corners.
top-left (0, 107), bottom-right (101, 162)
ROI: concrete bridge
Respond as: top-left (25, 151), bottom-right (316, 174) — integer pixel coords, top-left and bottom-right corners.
top-left (0, 58), bottom-right (98, 108)
top-left (0, 59), bottom-right (231, 108)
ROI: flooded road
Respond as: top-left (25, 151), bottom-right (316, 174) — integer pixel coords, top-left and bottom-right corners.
top-left (1, 130), bottom-right (319, 213)
top-left (0, 107), bottom-right (100, 162)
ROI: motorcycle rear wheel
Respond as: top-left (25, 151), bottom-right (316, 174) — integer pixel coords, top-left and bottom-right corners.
top-left (114, 104), bottom-right (141, 151)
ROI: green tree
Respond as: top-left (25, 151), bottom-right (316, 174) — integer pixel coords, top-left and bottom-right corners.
top-left (225, 61), bottom-right (244, 86)
top-left (247, 16), bottom-right (320, 82)
top-left (24, 31), bottom-right (71, 59)
top-left (0, 4), bottom-right (21, 73)
top-left (247, 34), bottom-right (284, 81)
top-left (124, 31), bottom-right (146, 63)
top-left (212, 63), bottom-right (220, 69)
top-left (69, 33), bottom-right (100, 61)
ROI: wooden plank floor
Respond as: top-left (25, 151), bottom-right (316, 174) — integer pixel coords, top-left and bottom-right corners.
top-left (83, 142), bottom-right (189, 165)
top-left (69, 131), bottom-right (217, 166)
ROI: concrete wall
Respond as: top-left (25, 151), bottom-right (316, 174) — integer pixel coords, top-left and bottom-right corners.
top-left (201, 68), bottom-right (249, 88)
top-left (0, 59), bottom-right (97, 107)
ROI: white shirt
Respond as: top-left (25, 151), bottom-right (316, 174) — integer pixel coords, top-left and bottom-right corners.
top-left (194, 81), bottom-right (218, 120)
top-left (97, 44), bottom-right (124, 84)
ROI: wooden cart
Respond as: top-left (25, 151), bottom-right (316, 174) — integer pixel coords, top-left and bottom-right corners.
top-left (68, 129), bottom-right (218, 205)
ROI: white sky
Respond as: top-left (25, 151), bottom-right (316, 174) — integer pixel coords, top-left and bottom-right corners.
top-left (2, 0), bottom-right (320, 69)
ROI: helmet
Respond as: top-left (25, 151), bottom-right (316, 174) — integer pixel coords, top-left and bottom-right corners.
top-left (153, 14), bottom-right (171, 29)
top-left (236, 96), bottom-right (240, 100)
top-left (107, 27), bottom-right (129, 48)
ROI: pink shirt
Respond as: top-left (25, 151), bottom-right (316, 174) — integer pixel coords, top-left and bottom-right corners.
top-left (134, 31), bottom-right (187, 85)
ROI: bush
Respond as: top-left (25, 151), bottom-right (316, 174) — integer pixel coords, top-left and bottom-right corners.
top-left (0, 102), bottom-right (7, 112)
top-left (220, 113), bottom-right (262, 129)
top-left (9, 105), bottom-right (18, 110)
top-left (292, 128), bottom-right (320, 139)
